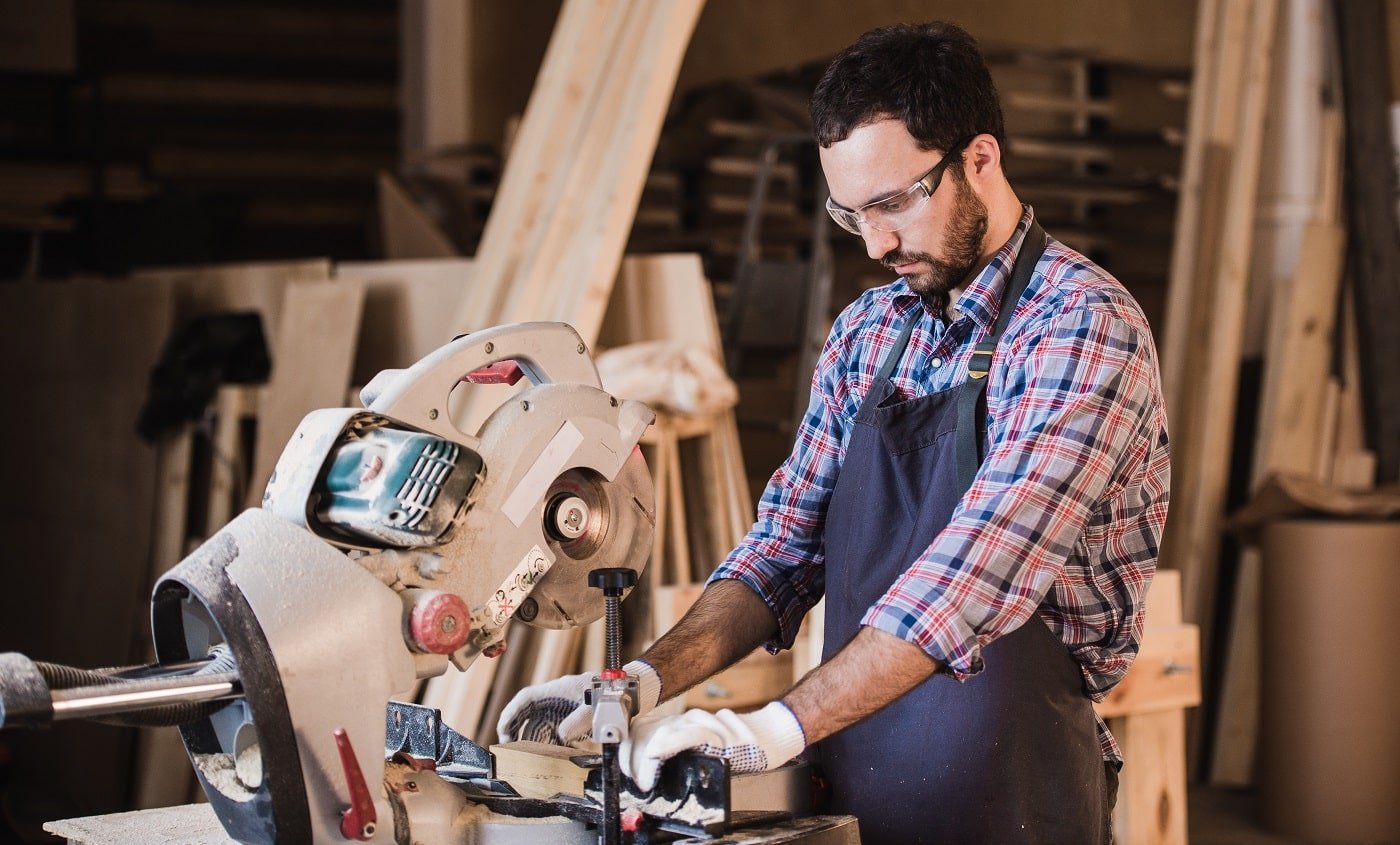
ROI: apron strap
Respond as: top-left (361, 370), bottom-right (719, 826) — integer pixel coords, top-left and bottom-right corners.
top-left (954, 221), bottom-right (1047, 495)
top-left (874, 314), bottom-right (921, 384)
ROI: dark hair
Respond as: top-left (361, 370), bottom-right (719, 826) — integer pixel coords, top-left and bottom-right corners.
top-left (810, 22), bottom-right (1005, 154)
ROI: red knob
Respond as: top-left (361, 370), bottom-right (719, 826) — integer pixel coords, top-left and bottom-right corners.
top-left (333, 728), bottom-right (377, 841)
top-left (409, 592), bottom-right (471, 655)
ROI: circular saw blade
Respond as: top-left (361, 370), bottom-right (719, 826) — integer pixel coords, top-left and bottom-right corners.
top-left (522, 446), bottom-right (654, 629)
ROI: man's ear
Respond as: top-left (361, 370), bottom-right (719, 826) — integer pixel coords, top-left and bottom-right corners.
top-left (965, 134), bottom-right (1003, 180)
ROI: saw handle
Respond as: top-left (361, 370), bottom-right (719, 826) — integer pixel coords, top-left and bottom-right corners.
top-left (334, 727), bottom-right (378, 841)
top-left (362, 322), bottom-right (601, 446)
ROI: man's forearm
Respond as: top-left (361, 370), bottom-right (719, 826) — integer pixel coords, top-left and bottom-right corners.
top-left (781, 626), bottom-right (941, 745)
top-left (639, 579), bottom-right (779, 702)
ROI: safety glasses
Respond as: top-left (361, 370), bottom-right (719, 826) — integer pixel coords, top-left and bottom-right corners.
top-left (824, 136), bottom-right (974, 235)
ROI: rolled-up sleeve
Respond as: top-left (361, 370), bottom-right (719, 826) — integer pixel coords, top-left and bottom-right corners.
top-left (862, 298), bottom-right (1160, 678)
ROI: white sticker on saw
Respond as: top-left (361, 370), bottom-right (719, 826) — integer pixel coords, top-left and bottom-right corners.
top-left (484, 544), bottom-right (553, 629)
top-left (501, 420), bottom-right (584, 527)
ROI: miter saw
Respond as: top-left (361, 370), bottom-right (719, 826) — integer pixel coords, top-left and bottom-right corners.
top-left (0, 322), bottom-right (857, 845)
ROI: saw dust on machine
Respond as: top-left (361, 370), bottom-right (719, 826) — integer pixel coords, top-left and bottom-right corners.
top-left (0, 321), bottom-right (858, 845)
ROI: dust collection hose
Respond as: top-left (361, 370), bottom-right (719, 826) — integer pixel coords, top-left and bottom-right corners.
top-left (1, 645), bottom-right (242, 729)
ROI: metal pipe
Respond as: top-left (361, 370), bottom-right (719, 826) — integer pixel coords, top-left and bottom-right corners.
top-left (49, 673), bottom-right (242, 721)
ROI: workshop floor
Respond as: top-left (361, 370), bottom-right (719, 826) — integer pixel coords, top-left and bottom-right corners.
top-left (1189, 785), bottom-right (1344, 845)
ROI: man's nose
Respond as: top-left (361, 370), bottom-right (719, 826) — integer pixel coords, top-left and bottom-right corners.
top-left (861, 225), bottom-right (898, 261)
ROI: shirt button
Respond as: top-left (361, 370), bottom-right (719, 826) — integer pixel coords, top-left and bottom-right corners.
top-left (931, 357), bottom-right (944, 368)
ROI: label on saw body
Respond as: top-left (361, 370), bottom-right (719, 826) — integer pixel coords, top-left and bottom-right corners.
top-left (501, 420), bottom-right (585, 527)
top-left (484, 544), bottom-right (553, 629)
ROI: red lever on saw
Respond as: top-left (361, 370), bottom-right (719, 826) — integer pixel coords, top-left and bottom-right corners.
top-left (333, 727), bottom-right (378, 841)
top-left (462, 360), bottom-right (524, 385)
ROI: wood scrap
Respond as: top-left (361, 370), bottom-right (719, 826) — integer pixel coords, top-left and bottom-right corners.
top-left (1110, 709), bottom-right (1190, 845)
top-left (335, 258), bottom-right (475, 386)
top-left (1095, 625), bottom-right (1201, 719)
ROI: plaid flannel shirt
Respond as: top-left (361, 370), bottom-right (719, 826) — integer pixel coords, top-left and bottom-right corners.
top-left (710, 207), bottom-right (1171, 761)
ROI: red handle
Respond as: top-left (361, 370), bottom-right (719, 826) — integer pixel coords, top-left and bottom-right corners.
top-left (333, 727), bottom-right (378, 841)
top-left (462, 360), bottom-right (525, 385)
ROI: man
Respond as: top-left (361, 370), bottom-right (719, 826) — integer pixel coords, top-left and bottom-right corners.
top-left (500, 21), bottom-right (1170, 844)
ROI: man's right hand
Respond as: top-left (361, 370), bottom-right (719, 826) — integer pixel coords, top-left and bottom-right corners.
top-left (496, 659), bottom-right (662, 745)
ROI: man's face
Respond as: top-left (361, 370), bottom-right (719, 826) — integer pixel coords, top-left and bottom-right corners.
top-left (820, 119), bottom-right (988, 302)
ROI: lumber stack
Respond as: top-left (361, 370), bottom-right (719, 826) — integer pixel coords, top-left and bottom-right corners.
top-left (1156, 0), bottom-right (1395, 786)
top-left (1153, 0), bottom-right (1280, 776)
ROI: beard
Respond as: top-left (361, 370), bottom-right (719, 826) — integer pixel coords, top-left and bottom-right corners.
top-left (882, 168), bottom-right (989, 310)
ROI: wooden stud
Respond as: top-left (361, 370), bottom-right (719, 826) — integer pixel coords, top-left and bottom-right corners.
top-left (1102, 569), bottom-right (1195, 845)
top-left (1111, 710), bottom-right (1190, 845)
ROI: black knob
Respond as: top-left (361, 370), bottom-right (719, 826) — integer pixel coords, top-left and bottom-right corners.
top-left (588, 567), bottom-right (636, 596)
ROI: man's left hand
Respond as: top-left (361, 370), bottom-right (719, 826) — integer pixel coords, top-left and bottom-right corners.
top-left (620, 702), bottom-right (807, 792)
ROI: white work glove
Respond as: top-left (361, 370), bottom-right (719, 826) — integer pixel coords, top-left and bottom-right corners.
top-left (620, 702), bottom-right (807, 793)
top-left (496, 659), bottom-right (662, 745)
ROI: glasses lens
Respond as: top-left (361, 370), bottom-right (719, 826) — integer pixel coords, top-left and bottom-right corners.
top-left (863, 186), bottom-right (931, 233)
top-left (825, 197), bottom-right (861, 234)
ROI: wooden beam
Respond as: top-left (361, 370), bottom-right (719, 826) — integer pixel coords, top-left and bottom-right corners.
top-left (1333, 0), bottom-right (1400, 482)
top-left (1209, 220), bottom-right (1346, 785)
top-left (1110, 710), bottom-right (1190, 845)
top-left (1155, 0), bottom-right (1278, 674)
top-left (1095, 626), bottom-right (1201, 719)
top-left (448, 0), bottom-right (704, 341)
top-left (1103, 569), bottom-right (1195, 845)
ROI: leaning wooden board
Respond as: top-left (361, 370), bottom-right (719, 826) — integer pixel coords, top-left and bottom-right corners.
top-left (1099, 570), bottom-right (1200, 845)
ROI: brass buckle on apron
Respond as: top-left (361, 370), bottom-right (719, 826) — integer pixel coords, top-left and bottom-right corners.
top-left (968, 344), bottom-right (994, 380)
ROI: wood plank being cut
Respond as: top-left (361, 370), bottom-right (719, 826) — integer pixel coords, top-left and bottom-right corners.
top-left (491, 740), bottom-right (590, 800)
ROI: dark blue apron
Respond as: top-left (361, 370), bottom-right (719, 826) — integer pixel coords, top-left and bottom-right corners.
top-left (815, 223), bottom-right (1106, 844)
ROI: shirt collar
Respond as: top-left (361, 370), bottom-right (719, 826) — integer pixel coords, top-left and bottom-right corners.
top-left (890, 205), bottom-right (1037, 330)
